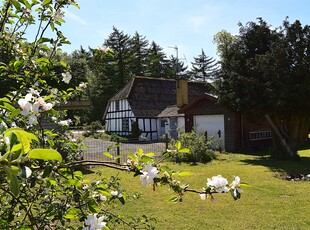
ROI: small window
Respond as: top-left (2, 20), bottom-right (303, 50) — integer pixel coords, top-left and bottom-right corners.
top-left (122, 118), bottom-right (129, 131)
top-left (115, 101), bottom-right (120, 111)
top-left (161, 119), bottom-right (167, 128)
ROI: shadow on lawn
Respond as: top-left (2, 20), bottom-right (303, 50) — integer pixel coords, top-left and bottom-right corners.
top-left (240, 154), bottom-right (310, 177)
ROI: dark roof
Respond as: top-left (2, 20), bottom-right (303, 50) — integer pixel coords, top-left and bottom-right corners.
top-left (157, 105), bottom-right (182, 118)
top-left (109, 77), bottom-right (215, 117)
top-left (178, 93), bottom-right (218, 113)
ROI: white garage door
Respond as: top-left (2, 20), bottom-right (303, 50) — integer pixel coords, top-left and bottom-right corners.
top-left (194, 115), bottom-right (225, 149)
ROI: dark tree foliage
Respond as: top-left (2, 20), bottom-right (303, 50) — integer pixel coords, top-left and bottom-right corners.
top-left (104, 26), bottom-right (133, 87)
top-left (167, 56), bottom-right (188, 79)
top-left (65, 47), bottom-right (92, 124)
top-left (189, 49), bottom-right (219, 82)
top-left (87, 47), bottom-right (119, 121)
top-left (130, 32), bottom-right (149, 76)
top-left (218, 18), bottom-right (310, 158)
top-left (146, 41), bottom-right (169, 78)
top-left (67, 47), bottom-right (90, 96)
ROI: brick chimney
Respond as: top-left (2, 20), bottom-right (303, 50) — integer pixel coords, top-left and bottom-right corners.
top-left (176, 79), bottom-right (188, 108)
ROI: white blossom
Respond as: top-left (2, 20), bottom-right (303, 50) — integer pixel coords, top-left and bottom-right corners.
top-left (109, 190), bottom-right (123, 198)
top-left (19, 101), bottom-right (32, 116)
top-left (199, 193), bottom-right (207, 200)
top-left (140, 162), bottom-right (159, 187)
top-left (230, 176), bottom-right (243, 193)
top-left (32, 102), bottom-right (40, 114)
top-left (99, 194), bottom-right (107, 202)
top-left (53, 9), bottom-right (64, 21)
top-left (42, 102), bottom-right (53, 111)
top-left (28, 114), bottom-right (37, 125)
top-left (58, 119), bottom-right (72, 126)
top-left (62, 72), bottom-right (72, 84)
top-left (83, 213), bottom-right (107, 230)
top-left (79, 82), bottom-right (87, 88)
top-left (207, 175), bottom-right (229, 193)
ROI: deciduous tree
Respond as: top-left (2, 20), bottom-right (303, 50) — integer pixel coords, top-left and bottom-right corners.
top-left (217, 18), bottom-right (310, 159)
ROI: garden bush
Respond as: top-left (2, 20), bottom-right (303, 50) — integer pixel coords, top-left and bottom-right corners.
top-left (175, 130), bottom-right (216, 163)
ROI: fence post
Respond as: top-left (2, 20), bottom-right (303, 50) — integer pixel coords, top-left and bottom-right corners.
top-left (116, 138), bottom-right (120, 164)
top-left (165, 134), bottom-right (169, 151)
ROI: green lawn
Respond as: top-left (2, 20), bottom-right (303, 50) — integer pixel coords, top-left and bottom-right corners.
top-left (86, 150), bottom-right (310, 229)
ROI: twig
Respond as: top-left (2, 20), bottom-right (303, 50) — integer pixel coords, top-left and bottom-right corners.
top-left (64, 160), bottom-right (129, 171)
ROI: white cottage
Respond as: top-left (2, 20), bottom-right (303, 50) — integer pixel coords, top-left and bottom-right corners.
top-left (103, 77), bottom-right (215, 140)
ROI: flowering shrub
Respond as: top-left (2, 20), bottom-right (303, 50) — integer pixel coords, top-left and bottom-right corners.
top-left (0, 1), bottom-right (246, 229)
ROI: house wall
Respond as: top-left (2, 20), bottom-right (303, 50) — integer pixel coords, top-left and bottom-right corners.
top-left (105, 99), bottom-right (159, 140)
top-left (180, 97), bottom-right (239, 151)
top-left (137, 118), bottom-right (158, 140)
top-left (104, 99), bottom-right (135, 136)
top-left (157, 117), bottom-right (185, 140)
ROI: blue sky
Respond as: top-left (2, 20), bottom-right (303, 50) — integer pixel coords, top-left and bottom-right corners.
top-left (61, 0), bottom-right (310, 64)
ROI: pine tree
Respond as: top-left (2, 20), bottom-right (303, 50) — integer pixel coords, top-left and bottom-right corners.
top-left (190, 49), bottom-right (219, 82)
top-left (130, 32), bottom-right (149, 76)
top-left (146, 41), bottom-right (168, 78)
top-left (167, 56), bottom-right (188, 79)
top-left (104, 27), bottom-right (132, 87)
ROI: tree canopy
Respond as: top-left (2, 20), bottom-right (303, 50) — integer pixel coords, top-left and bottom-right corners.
top-left (217, 18), bottom-right (310, 158)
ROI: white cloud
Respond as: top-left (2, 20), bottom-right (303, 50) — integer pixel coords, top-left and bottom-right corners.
top-left (64, 9), bottom-right (87, 26)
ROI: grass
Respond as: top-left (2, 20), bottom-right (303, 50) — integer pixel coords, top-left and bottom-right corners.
top-left (85, 150), bottom-right (310, 229)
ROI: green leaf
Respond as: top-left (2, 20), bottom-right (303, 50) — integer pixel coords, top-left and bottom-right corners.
top-left (177, 172), bottom-right (194, 177)
top-left (231, 189), bottom-right (241, 200)
top-left (64, 208), bottom-right (79, 219)
top-left (179, 148), bottom-right (190, 153)
top-left (0, 151), bottom-right (10, 162)
top-left (103, 152), bottom-right (113, 158)
top-left (28, 149), bottom-right (62, 162)
top-left (167, 196), bottom-right (179, 204)
top-left (240, 183), bottom-right (251, 187)
top-left (9, 0), bottom-right (21, 11)
top-left (5, 128), bottom-right (38, 153)
top-left (176, 141), bottom-right (182, 151)
top-left (73, 171), bottom-right (83, 179)
top-left (145, 152), bottom-right (155, 157)
top-left (11, 143), bottom-right (22, 152)
top-left (59, 61), bottom-right (67, 67)
top-left (140, 155), bottom-right (153, 163)
top-left (160, 165), bottom-right (172, 174)
top-left (87, 199), bottom-right (99, 213)
top-left (95, 189), bottom-right (112, 198)
top-left (128, 152), bottom-right (137, 161)
top-left (13, 60), bottom-right (24, 71)
top-left (37, 57), bottom-right (50, 65)
top-left (9, 173), bottom-right (20, 197)
top-left (17, 225), bottom-right (31, 230)
top-left (66, 179), bottom-right (82, 188)
top-left (137, 148), bottom-right (143, 155)
top-left (9, 108), bottom-right (21, 119)
top-left (42, 0), bottom-right (51, 6)
top-left (46, 178), bottom-right (57, 186)
top-left (118, 196), bottom-right (125, 205)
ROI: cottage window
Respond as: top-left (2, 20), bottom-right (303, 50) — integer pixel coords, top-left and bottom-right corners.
top-left (122, 118), bottom-right (129, 131)
top-left (115, 101), bottom-right (120, 111)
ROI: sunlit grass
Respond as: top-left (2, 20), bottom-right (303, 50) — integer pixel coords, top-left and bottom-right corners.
top-left (85, 151), bottom-right (310, 229)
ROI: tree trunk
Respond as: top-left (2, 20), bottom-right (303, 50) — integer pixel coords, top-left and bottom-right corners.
top-left (266, 114), bottom-right (309, 159)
